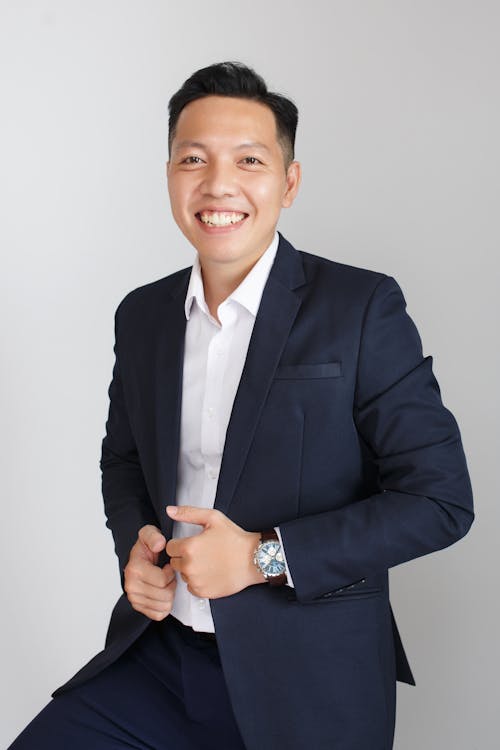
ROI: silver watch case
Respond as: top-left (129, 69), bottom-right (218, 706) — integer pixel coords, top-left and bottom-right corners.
top-left (253, 538), bottom-right (286, 578)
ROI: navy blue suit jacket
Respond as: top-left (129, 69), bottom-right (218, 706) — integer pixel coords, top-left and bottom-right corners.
top-left (53, 233), bottom-right (474, 749)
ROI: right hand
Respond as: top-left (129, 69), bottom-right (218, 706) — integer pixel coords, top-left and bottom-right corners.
top-left (124, 524), bottom-right (177, 621)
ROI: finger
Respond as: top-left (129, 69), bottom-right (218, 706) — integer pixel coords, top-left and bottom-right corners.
top-left (157, 558), bottom-right (187, 586)
top-left (129, 592), bottom-right (174, 612)
top-left (166, 505), bottom-right (218, 526)
top-left (138, 606), bottom-right (171, 622)
top-left (138, 525), bottom-right (167, 554)
top-left (166, 538), bottom-right (184, 558)
top-left (126, 579), bottom-right (176, 604)
top-left (168, 558), bottom-right (193, 583)
top-left (126, 559), bottom-right (175, 589)
top-left (169, 556), bottom-right (181, 573)
top-left (186, 582), bottom-right (203, 598)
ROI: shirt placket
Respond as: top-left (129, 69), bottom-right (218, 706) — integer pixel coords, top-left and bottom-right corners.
top-left (191, 302), bottom-right (235, 627)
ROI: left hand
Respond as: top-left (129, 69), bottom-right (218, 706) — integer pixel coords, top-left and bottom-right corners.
top-left (165, 505), bottom-right (266, 598)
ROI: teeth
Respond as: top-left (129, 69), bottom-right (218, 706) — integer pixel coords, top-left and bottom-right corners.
top-left (199, 211), bottom-right (246, 226)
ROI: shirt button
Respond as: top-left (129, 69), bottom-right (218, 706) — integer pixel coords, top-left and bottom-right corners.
top-left (198, 599), bottom-right (206, 609)
top-left (207, 407), bottom-right (215, 419)
top-left (207, 467), bottom-right (218, 479)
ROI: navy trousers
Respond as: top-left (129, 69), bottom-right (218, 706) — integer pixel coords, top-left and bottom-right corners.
top-left (8, 615), bottom-right (248, 749)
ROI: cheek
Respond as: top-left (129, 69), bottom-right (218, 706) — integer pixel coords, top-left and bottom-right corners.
top-left (168, 179), bottom-right (194, 216)
top-left (167, 181), bottom-right (178, 211)
top-left (249, 179), bottom-right (286, 211)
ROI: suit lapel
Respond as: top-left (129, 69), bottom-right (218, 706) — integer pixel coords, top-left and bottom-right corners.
top-left (158, 234), bottom-right (306, 538)
top-left (214, 234), bottom-right (306, 515)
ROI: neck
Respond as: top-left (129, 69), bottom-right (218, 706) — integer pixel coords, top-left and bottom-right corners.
top-left (200, 260), bottom-right (255, 321)
top-left (199, 235), bottom-right (275, 320)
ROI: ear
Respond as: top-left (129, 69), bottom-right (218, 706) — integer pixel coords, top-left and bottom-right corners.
top-left (166, 160), bottom-right (170, 176)
top-left (281, 161), bottom-right (301, 208)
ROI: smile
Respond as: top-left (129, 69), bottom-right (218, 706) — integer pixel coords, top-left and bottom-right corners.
top-left (196, 210), bottom-right (248, 227)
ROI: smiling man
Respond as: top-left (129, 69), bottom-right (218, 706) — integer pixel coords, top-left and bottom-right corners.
top-left (9, 62), bottom-right (473, 750)
top-left (167, 93), bottom-right (300, 320)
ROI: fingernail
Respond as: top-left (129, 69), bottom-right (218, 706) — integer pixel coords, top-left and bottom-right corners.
top-left (166, 505), bottom-right (178, 516)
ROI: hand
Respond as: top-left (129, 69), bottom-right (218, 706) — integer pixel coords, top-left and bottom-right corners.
top-left (166, 505), bottom-right (266, 599)
top-left (124, 524), bottom-right (177, 621)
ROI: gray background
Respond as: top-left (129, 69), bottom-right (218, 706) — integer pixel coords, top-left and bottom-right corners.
top-left (1, 1), bottom-right (498, 747)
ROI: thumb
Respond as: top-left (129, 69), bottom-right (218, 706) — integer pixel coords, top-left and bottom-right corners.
top-left (166, 505), bottom-right (216, 527)
top-left (138, 525), bottom-right (166, 554)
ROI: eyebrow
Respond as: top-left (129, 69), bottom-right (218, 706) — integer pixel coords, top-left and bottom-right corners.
top-left (173, 140), bottom-right (271, 153)
top-left (236, 141), bottom-right (271, 152)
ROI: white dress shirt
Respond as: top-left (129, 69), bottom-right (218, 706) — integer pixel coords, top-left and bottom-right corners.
top-left (169, 231), bottom-right (295, 633)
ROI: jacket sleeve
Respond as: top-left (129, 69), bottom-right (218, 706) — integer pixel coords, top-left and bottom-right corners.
top-left (278, 275), bottom-right (474, 603)
top-left (100, 301), bottom-right (160, 589)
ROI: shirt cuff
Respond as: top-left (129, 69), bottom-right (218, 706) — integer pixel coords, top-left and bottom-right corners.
top-left (274, 526), bottom-right (295, 588)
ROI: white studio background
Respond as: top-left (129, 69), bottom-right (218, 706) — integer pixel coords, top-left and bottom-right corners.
top-left (1, 1), bottom-right (498, 747)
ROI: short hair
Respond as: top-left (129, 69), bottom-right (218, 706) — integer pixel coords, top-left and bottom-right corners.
top-left (168, 61), bottom-right (298, 169)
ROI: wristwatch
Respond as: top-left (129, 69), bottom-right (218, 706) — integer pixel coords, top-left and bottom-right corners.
top-left (253, 529), bottom-right (287, 586)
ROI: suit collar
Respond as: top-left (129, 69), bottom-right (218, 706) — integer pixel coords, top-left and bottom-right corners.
top-left (269, 231), bottom-right (307, 291)
top-left (167, 230), bottom-right (306, 301)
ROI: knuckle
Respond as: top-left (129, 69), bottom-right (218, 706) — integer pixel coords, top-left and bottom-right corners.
top-left (126, 563), bottom-right (141, 579)
top-left (151, 610), bottom-right (166, 622)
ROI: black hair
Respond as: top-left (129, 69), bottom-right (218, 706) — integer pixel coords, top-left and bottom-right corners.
top-left (168, 61), bottom-right (298, 169)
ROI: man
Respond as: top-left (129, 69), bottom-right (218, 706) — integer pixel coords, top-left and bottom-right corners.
top-left (10, 61), bottom-right (474, 750)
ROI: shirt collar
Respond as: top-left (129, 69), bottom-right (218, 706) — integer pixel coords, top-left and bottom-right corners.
top-left (184, 231), bottom-right (279, 321)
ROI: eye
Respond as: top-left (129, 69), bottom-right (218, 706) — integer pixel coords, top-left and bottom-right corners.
top-left (241, 156), bottom-right (263, 166)
top-left (180, 156), bottom-right (204, 165)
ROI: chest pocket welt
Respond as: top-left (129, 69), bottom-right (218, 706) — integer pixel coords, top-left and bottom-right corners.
top-left (274, 361), bottom-right (343, 380)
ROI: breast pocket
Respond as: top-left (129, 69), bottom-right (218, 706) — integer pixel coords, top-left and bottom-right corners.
top-left (274, 361), bottom-right (343, 380)
top-left (286, 580), bottom-right (383, 604)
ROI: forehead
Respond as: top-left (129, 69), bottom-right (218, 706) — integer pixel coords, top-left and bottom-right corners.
top-left (172, 95), bottom-right (279, 149)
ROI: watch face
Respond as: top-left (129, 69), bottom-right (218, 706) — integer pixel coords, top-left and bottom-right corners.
top-left (256, 540), bottom-right (286, 576)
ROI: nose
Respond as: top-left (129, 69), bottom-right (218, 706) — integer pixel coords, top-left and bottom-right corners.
top-left (199, 161), bottom-right (237, 198)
